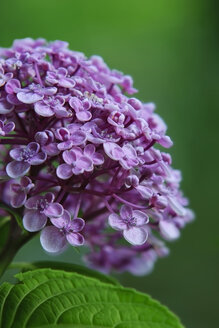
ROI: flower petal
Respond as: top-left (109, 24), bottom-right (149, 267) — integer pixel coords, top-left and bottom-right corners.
top-left (108, 213), bottom-right (127, 230)
top-left (103, 142), bottom-right (123, 161)
top-left (9, 147), bottom-right (23, 160)
top-left (76, 111), bottom-right (92, 122)
top-left (133, 210), bottom-right (149, 226)
top-left (66, 232), bottom-right (84, 246)
top-left (159, 221), bottom-right (180, 241)
top-left (71, 131), bottom-right (87, 145)
top-left (56, 163), bottom-right (73, 180)
top-left (120, 205), bottom-right (133, 220)
top-left (70, 218), bottom-right (85, 232)
top-left (44, 203), bottom-right (63, 218)
top-left (6, 161), bottom-right (30, 178)
top-left (23, 210), bottom-right (47, 232)
top-left (28, 152), bottom-right (47, 165)
top-left (92, 152), bottom-right (104, 165)
top-left (11, 191), bottom-right (26, 208)
top-left (34, 102), bottom-right (54, 117)
top-left (63, 150), bottom-right (76, 164)
top-left (40, 226), bottom-right (67, 253)
top-left (25, 195), bottom-right (42, 209)
top-left (123, 227), bottom-right (148, 245)
top-left (17, 91), bottom-right (44, 104)
top-left (50, 210), bottom-right (71, 228)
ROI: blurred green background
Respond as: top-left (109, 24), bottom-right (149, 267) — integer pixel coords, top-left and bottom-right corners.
top-left (0, 0), bottom-right (218, 327)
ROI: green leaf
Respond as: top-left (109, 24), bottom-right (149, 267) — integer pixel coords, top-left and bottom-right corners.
top-left (0, 268), bottom-right (184, 328)
top-left (10, 261), bottom-right (119, 286)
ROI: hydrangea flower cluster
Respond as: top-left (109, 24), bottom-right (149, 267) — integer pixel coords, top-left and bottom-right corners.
top-left (0, 38), bottom-right (194, 275)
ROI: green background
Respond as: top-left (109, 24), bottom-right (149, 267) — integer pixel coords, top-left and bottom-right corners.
top-left (0, 1), bottom-right (218, 327)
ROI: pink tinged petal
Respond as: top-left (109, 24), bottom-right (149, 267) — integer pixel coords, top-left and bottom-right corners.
top-left (55, 127), bottom-right (70, 141)
top-left (17, 91), bottom-right (44, 104)
top-left (63, 150), bottom-right (76, 164)
top-left (57, 140), bottom-right (73, 151)
top-left (23, 210), bottom-right (47, 232)
top-left (5, 79), bottom-right (21, 94)
top-left (9, 147), bottom-right (24, 160)
top-left (135, 185), bottom-right (153, 199)
top-left (76, 111), bottom-right (92, 122)
top-left (103, 142), bottom-right (123, 160)
top-left (159, 221), bottom-right (180, 241)
top-left (57, 67), bottom-right (67, 77)
top-left (120, 205), bottom-right (133, 221)
top-left (70, 218), bottom-right (85, 232)
top-left (71, 131), bottom-right (87, 145)
top-left (7, 94), bottom-right (22, 105)
top-left (44, 203), bottom-right (64, 218)
top-left (40, 226), bottom-right (67, 253)
top-left (108, 213), bottom-right (127, 231)
top-left (66, 232), bottom-right (84, 246)
top-left (71, 147), bottom-right (83, 157)
top-left (72, 166), bottom-right (84, 175)
top-left (92, 153), bottom-right (104, 165)
top-left (28, 152), bottom-right (47, 165)
top-left (123, 144), bottom-right (137, 159)
top-left (6, 161), bottom-right (30, 178)
top-left (0, 99), bottom-right (14, 114)
top-left (34, 102), bottom-right (54, 117)
top-left (11, 191), bottom-right (26, 208)
top-left (168, 197), bottom-right (186, 216)
top-left (132, 210), bottom-right (149, 226)
top-left (43, 143), bottom-right (60, 156)
top-left (53, 106), bottom-right (69, 118)
top-left (69, 97), bottom-right (83, 111)
top-left (50, 210), bottom-right (71, 228)
top-left (84, 144), bottom-right (95, 157)
top-left (158, 136), bottom-right (173, 148)
top-left (123, 227), bottom-right (148, 245)
top-left (56, 163), bottom-right (73, 180)
top-left (77, 156), bottom-right (93, 172)
top-left (59, 78), bottom-right (76, 89)
top-left (43, 87), bottom-right (57, 96)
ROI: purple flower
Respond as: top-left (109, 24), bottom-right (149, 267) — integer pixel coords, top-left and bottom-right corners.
top-left (34, 95), bottom-right (69, 118)
top-left (35, 130), bottom-right (59, 156)
top-left (11, 176), bottom-right (34, 208)
top-left (0, 91), bottom-right (14, 114)
top-left (107, 111), bottom-right (125, 128)
top-left (46, 68), bottom-right (76, 89)
top-left (69, 97), bottom-right (92, 122)
top-left (0, 38), bottom-right (194, 275)
top-left (0, 66), bottom-right (13, 87)
top-left (55, 125), bottom-right (87, 150)
top-left (40, 210), bottom-right (85, 253)
top-left (0, 117), bottom-right (15, 136)
top-left (17, 83), bottom-right (57, 104)
top-left (108, 205), bottom-right (149, 245)
top-left (6, 142), bottom-right (47, 178)
top-left (23, 192), bottom-right (64, 232)
top-left (104, 142), bottom-right (139, 169)
top-left (57, 147), bottom-right (93, 179)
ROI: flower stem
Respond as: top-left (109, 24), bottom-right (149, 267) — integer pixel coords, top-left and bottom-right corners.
top-left (0, 218), bottom-right (35, 278)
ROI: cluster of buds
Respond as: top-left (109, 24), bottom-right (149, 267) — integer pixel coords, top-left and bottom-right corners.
top-left (0, 38), bottom-right (194, 275)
